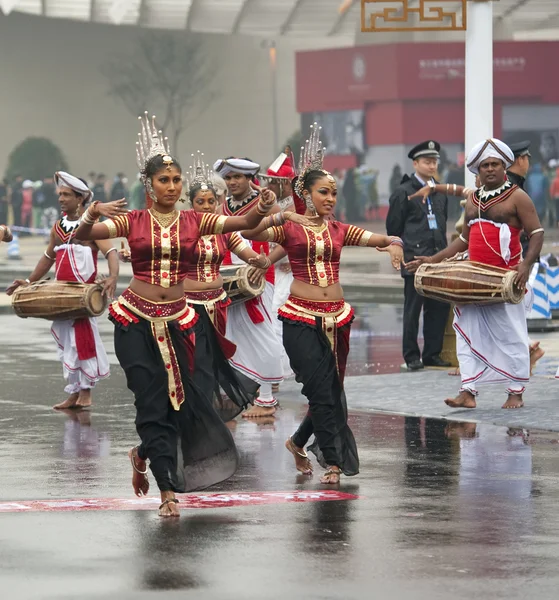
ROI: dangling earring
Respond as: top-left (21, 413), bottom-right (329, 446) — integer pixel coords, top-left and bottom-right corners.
top-left (146, 179), bottom-right (157, 203)
top-left (304, 194), bottom-right (316, 215)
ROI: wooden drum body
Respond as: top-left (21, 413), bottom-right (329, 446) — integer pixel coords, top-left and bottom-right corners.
top-left (220, 265), bottom-right (265, 307)
top-left (11, 280), bottom-right (108, 321)
top-left (414, 261), bottom-right (524, 306)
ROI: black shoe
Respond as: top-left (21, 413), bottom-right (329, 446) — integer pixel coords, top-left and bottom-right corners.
top-left (406, 359), bottom-right (424, 371)
top-left (423, 357), bottom-right (451, 367)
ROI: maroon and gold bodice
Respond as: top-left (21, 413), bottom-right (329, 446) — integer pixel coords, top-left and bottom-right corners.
top-left (267, 220), bottom-right (372, 287)
top-left (186, 232), bottom-right (247, 283)
top-left (105, 209), bottom-right (226, 288)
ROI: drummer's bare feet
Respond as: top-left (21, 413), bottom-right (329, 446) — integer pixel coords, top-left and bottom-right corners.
top-left (529, 342), bottom-right (545, 375)
top-left (76, 389), bottom-right (92, 409)
top-left (129, 446), bottom-right (149, 497)
top-left (448, 367), bottom-right (460, 376)
top-left (502, 394), bottom-right (524, 409)
top-left (242, 404), bottom-right (277, 419)
top-left (272, 383), bottom-right (280, 394)
top-left (53, 392), bottom-right (79, 410)
top-left (159, 491), bottom-right (179, 518)
top-left (444, 390), bottom-right (477, 409)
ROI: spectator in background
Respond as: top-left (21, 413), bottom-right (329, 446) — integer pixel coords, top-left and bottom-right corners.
top-left (41, 175), bottom-right (59, 235)
top-left (0, 179), bottom-right (8, 226)
top-left (343, 167), bottom-right (359, 221)
top-left (92, 174), bottom-right (107, 204)
top-left (32, 180), bottom-right (44, 230)
top-left (526, 162), bottom-right (550, 225)
top-left (389, 164), bottom-right (402, 195)
top-left (21, 180), bottom-right (34, 234)
top-left (550, 167), bottom-right (559, 228)
top-left (128, 173), bottom-right (145, 210)
top-left (11, 175), bottom-right (24, 228)
top-left (332, 169), bottom-right (346, 221)
top-left (110, 172), bottom-right (128, 201)
top-left (87, 171), bottom-right (96, 189)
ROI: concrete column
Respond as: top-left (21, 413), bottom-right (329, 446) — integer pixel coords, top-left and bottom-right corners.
top-left (464, 1), bottom-right (494, 185)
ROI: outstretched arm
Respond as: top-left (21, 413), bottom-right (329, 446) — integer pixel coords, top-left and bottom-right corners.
top-left (405, 220), bottom-right (471, 273)
top-left (74, 200), bottom-right (129, 241)
top-left (5, 228), bottom-right (57, 294)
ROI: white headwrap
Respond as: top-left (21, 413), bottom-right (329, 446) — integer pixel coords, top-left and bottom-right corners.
top-left (213, 158), bottom-right (260, 178)
top-left (466, 139), bottom-right (515, 175)
top-left (54, 171), bottom-right (94, 204)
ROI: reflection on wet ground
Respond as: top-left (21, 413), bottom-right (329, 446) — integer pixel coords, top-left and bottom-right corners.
top-left (1, 381), bottom-right (559, 599)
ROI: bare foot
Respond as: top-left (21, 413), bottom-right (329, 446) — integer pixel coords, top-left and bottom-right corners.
top-left (76, 389), bottom-right (92, 408)
top-left (242, 404), bottom-right (277, 419)
top-left (272, 383), bottom-right (280, 393)
top-left (502, 394), bottom-right (524, 409)
top-left (285, 438), bottom-right (313, 475)
top-left (320, 466), bottom-right (341, 484)
top-left (159, 492), bottom-right (179, 518)
top-left (448, 367), bottom-right (460, 377)
top-left (128, 446), bottom-right (149, 497)
top-left (529, 342), bottom-right (545, 376)
top-left (445, 390), bottom-right (477, 409)
top-left (53, 392), bottom-right (79, 410)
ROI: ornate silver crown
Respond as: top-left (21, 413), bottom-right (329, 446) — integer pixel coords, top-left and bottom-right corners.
top-left (186, 151), bottom-right (213, 193)
top-left (135, 111), bottom-right (173, 175)
top-left (295, 122), bottom-right (328, 197)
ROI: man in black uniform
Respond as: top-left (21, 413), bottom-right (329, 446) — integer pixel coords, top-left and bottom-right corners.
top-left (386, 140), bottom-right (450, 371)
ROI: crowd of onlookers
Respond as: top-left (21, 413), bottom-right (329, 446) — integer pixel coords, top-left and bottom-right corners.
top-left (0, 172), bottom-right (143, 234)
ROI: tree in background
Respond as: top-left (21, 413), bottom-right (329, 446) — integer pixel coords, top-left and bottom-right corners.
top-left (101, 33), bottom-right (215, 152)
top-left (5, 137), bottom-right (69, 181)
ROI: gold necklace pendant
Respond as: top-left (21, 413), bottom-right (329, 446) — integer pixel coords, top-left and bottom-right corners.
top-left (149, 208), bottom-right (178, 229)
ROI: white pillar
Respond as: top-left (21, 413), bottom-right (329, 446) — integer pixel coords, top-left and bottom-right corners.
top-left (464, 0), bottom-right (494, 186)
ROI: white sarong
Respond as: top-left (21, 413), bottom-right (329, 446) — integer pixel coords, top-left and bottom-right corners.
top-left (51, 244), bottom-right (110, 392)
top-left (453, 289), bottom-right (533, 395)
top-left (272, 261), bottom-right (294, 379)
top-left (226, 282), bottom-right (284, 388)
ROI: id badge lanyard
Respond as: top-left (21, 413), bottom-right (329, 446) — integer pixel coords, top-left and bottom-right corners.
top-left (426, 197), bottom-right (438, 230)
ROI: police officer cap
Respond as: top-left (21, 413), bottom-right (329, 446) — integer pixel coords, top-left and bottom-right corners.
top-left (408, 140), bottom-right (441, 161)
top-left (508, 140), bottom-right (531, 158)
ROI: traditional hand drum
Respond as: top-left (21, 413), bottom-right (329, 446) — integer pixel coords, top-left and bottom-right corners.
top-left (414, 261), bottom-right (525, 305)
top-left (220, 265), bottom-right (266, 307)
top-left (11, 280), bottom-right (108, 320)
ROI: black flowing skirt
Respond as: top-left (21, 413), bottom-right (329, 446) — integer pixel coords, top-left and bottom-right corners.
top-left (191, 303), bottom-right (258, 422)
top-left (281, 318), bottom-right (359, 476)
top-left (113, 316), bottom-right (239, 493)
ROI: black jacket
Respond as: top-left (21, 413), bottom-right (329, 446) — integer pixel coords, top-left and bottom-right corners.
top-left (507, 170), bottom-right (525, 190)
top-left (386, 174), bottom-right (448, 276)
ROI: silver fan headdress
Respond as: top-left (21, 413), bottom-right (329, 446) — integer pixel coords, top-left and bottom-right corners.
top-left (294, 122), bottom-right (333, 199)
top-left (135, 111), bottom-right (173, 181)
top-left (186, 151), bottom-right (214, 193)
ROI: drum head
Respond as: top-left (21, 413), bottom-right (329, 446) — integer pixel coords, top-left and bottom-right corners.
top-left (87, 286), bottom-right (108, 316)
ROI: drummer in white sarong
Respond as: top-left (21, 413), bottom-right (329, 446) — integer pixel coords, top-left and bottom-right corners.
top-left (406, 139), bottom-right (544, 410)
top-left (6, 172), bottom-right (118, 409)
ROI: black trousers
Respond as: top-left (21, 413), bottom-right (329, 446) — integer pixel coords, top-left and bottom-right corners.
top-left (403, 275), bottom-right (449, 364)
top-left (283, 319), bottom-right (359, 476)
top-left (114, 317), bottom-right (238, 493)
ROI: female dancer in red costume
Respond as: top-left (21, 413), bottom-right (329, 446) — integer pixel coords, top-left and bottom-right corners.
top-left (245, 124), bottom-right (404, 484)
top-left (74, 114), bottom-right (278, 517)
top-left (183, 152), bottom-right (309, 417)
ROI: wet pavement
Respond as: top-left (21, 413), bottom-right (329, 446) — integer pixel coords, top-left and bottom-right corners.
top-left (2, 313), bottom-right (559, 599)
